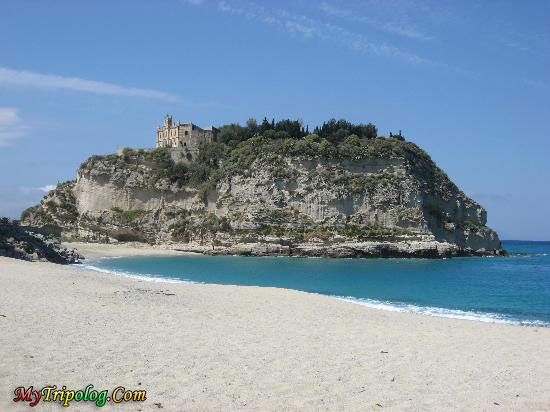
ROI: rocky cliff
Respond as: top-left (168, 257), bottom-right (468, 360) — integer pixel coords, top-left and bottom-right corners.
top-left (0, 218), bottom-right (82, 264)
top-left (21, 135), bottom-right (502, 257)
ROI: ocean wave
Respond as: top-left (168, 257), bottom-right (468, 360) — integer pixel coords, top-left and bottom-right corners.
top-left (77, 263), bottom-right (200, 285)
top-left (508, 252), bottom-right (548, 257)
top-left (334, 296), bottom-right (549, 327)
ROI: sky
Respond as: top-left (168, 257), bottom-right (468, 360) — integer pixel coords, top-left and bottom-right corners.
top-left (0, 0), bottom-right (549, 240)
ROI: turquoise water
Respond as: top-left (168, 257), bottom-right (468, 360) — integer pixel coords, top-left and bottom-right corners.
top-left (86, 241), bottom-right (550, 326)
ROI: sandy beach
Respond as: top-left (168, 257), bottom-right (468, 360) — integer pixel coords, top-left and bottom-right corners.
top-left (1, 243), bottom-right (550, 411)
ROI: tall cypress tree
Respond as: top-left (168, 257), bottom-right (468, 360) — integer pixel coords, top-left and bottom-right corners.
top-left (260, 117), bottom-right (270, 133)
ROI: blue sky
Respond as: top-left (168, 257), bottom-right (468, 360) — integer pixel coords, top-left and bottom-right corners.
top-left (0, 0), bottom-right (549, 240)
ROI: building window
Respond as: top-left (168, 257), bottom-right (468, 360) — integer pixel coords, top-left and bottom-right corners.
top-left (185, 131), bottom-right (189, 136)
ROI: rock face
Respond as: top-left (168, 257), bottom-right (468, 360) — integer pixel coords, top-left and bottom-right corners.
top-left (0, 218), bottom-right (82, 264)
top-left (21, 137), bottom-right (503, 257)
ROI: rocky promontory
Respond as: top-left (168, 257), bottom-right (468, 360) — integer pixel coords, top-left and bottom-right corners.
top-left (20, 119), bottom-right (503, 258)
top-left (0, 218), bottom-right (82, 264)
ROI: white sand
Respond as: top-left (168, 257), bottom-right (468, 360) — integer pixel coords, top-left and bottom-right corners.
top-left (1, 243), bottom-right (550, 411)
top-left (63, 241), bottom-right (192, 259)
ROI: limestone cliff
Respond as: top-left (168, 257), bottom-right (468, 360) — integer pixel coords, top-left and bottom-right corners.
top-left (21, 136), bottom-right (502, 257)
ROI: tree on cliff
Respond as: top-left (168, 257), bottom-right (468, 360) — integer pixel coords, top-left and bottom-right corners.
top-left (315, 119), bottom-right (377, 143)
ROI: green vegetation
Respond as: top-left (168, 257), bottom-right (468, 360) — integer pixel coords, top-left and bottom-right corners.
top-left (303, 228), bottom-right (332, 242)
top-left (77, 116), bottom-right (458, 207)
top-left (462, 221), bottom-right (493, 235)
top-left (217, 117), bottom-right (377, 144)
top-left (20, 205), bottom-right (40, 222)
top-left (61, 115), bottom-right (471, 246)
top-left (169, 212), bottom-right (231, 243)
top-left (21, 181), bottom-right (78, 225)
top-left (109, 228), bottom-right (149, 243)
top-left (110, 208), bottom-right (147, 225)
top-left (77, 116), bottom-right (453, 201)
top-left (165, 207), bottom-right (414, 244)
top-left (402, 143), bottom-right (458, 199)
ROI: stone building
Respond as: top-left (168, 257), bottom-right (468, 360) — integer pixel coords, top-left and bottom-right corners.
top-left (156, 115), bottom-right (218, 151)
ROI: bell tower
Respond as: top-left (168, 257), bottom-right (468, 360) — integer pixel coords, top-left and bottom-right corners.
top-left (164, 114), bottom-right (173, 128)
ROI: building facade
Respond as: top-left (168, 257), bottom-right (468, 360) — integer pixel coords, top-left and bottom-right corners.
top-left (156, 115), bottom-right (218, 151)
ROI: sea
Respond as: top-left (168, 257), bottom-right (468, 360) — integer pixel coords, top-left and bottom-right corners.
top-left (84, 240), bottom-right (550, 327)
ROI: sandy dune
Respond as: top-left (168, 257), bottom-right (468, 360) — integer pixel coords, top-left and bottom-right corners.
top-left (1, 244), bottom-right (549, 411)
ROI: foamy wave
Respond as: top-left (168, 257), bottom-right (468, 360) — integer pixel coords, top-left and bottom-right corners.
top-left (77, 263), bottom-right (200, 285)
top-left (335, 296), bottom-right (549, 327)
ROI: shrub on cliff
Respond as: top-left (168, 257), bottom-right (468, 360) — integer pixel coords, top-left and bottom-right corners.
top-left (314, 118), bottom-right (377, 143)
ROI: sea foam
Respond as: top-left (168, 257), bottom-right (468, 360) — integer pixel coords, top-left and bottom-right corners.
top-left (335, 296), bottom-right (549, 327)
top-left (78, 263), bottom-right (199, 285)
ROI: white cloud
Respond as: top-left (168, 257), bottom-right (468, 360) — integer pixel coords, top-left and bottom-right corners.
top-left (40, 184), bottom-right (57, 193)
top-left (506, 41), bottom-right (530, 53)
top-left (0, 107), bottom-right (26, 146)
top-left (523, 78), bottom-right (549, 90)
top-left (217, 1), bottom-right (428, 65)
top-left (17, 184), bottom-right (56, 195)
top-left (17, 187), bottom-right (37, 195)
top-left (0, 67), bottom-right (180, 102)
top-left (473, 192), bottom-right (512, 203)
top-left (182, 0), bottom-right (205, 4)
top-left (0, 107), bottom-right (18, 125)
top-left (320, 2), bottom-right (433, 41)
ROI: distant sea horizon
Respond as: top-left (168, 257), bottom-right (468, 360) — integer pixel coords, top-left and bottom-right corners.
top-left (502, 240), bottom-right (550, 243)
top-left (83, 240), bottom-right (550, 327)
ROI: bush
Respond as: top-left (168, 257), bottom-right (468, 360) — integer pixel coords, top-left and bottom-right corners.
top-left (303, 229), bottom-right (331, 242)
top-left (21, 205), bottom-right (39, 221)
top-left (314, 118), bottom-right (377, 143)
top-left (110, 229), bottom-right (148, 243)
top-left (218, 123), bottom-right (248, 143)
top-left (111, 208), bottom-right (147, 225)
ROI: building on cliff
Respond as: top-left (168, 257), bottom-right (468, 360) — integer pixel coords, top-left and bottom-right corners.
top-left (156, 115), bottom-right (219, 151)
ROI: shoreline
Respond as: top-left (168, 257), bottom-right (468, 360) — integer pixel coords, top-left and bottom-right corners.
top-left (63, 241), bottom-right (195, 260)
top-left (75, 242), bottom-right (544, 328)
top-left (82, 261), bottom-right (550, 328)
top-left (65, 240), bottom-right (505, 261)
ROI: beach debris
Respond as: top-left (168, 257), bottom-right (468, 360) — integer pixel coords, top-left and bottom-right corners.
top-left (494, 402), bottom-right (500, 405)
top-left (391, 377), bottom-right (395, 382)
top-left (153, 402), bottom-right (163, 408)
top-left (380, 350), bottom-right (388, 354)
top-left (0, 314), bottom-right (6, 317)
top-left (376, 403), bottom-right (383, 407)
top-left (152, 289), bottom-right (175, 296)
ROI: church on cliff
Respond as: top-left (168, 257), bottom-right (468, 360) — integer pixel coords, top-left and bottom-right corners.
top-left (156, 115), bottom-right (219, 151)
